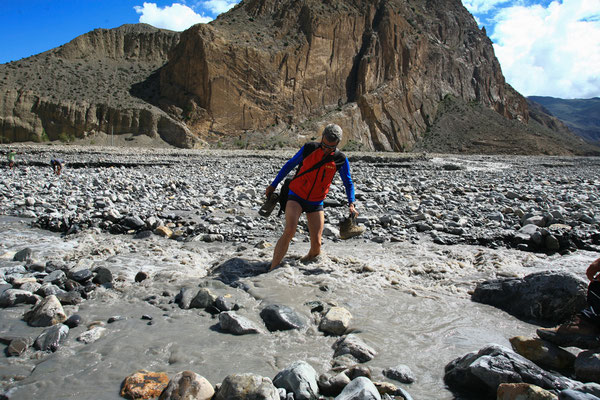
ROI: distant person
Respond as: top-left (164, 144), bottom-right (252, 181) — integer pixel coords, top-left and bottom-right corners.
top-left (7, 149), bottom-right (16, 169)
top-left (537, 257), bottom-right (600, 347)
top-left (264, 124), bottom-right (363, 271)
top-left (50, 159), bottom-right (63, 175)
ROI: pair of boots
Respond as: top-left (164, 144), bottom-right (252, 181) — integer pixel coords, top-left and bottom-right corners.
top-left (537, 314), bottom-right (600, 348)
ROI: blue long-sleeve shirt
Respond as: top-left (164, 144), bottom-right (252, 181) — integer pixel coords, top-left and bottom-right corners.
top-left (270, 145), bottom-right (356, 204)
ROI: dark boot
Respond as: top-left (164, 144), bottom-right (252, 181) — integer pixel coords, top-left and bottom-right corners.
top-left (537, 315), bottom-right (600, 349)
top-left (259, 193), bottom-right (279, 217)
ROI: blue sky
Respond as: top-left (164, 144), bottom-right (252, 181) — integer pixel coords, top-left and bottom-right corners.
top-left (1, 0), bottom-right (598, 99)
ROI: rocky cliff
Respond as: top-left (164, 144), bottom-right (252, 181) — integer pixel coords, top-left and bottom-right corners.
top-left (0, 1), bottom-right (593, 154)
top-left (159, 0), bottom-right (533, 151)
top-left (0, 24), bottom-right (199, 148)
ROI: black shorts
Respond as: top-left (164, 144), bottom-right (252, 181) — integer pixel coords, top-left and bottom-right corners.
top-left (288, 193), bottom-right (324, 214)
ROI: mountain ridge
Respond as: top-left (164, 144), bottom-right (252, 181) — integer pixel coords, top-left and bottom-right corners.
top-left (0, 0), bottom-right (597, 155)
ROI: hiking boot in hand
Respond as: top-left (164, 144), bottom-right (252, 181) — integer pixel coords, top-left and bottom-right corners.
top-left (259, 192), bottom-right (279, 217)
top-left (339, 215), bottom-right (366, 240)
top-left (537, 315), bottom-right (600, 349)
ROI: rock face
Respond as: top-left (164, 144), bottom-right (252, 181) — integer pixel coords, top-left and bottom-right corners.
top-left (0, 1), bottom-right (592, 153)
top-left (160, 0), bottom-right (528, 151)
top-left (0, 24), bottom-right (198, 148)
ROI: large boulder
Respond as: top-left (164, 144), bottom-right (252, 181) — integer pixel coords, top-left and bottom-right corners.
top-left (159, 371), bottom-right (214, 400)
top-left (444, 344), bottom-right (573, 398)
top-left (0, 288), bottom-right (37, 307)
top-left (214, 374), bottom-right (279, 400)
top-left (471, 271), bottom-right (587, 323)
top-left (273, 361), bottom-right (319, 400)
top-left (219, 312), bottom-right (263, 335)
top-left (319, 307), bottom-right (353, 336)
top-left (510, 336), bottom-right (576, 373)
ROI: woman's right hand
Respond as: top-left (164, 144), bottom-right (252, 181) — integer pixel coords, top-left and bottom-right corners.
top-left (265, 185), bottom-right (275, 198)
top-left (586, 257), bottom-right (600, 281)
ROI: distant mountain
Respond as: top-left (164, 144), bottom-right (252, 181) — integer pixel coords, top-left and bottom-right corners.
top-left (528, 96), bottom-right (600, 144)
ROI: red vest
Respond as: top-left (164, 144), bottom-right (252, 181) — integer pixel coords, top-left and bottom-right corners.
top-left (289, 143), bottom-right (344, 202)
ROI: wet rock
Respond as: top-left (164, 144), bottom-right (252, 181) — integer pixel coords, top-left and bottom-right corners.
top-left (13, 248), bottom-right (33, 262)
top-left (43, 270), bottom-right (67, 286)
top-left (318, 372), bottom-right (351, 397)
top-left (319, 307), bottom-right (352, 336)
top-left (69, 269), bottom-right (93, 283)
top-left (444, 344), bottom-right (573, 398)
top-left (175, 287), bottom-right (196, 309)
top-left (510, 336), bottom-right (575, 373)
top-left (335, 377), bottom-right (381, 400)
top-left (122, 216), bottom-right (145, 230)
top-left (471, 271), bottom-right (587, 324)
top-left (134, 230), bottom-right (153, 239)
top-left (190, 288), bottom-right (217, 309)
top-left (214, 373), bottom-right (279, 400)
top-left (344, 366), bottom-right (371, 380)
top-left (559, 389), bottom-right (600, 399)
top-left (24, 295), bottom-right (67, 327)
top-left (497, 383), bottom-right (557, 400)
top-left (77, 326), bottom-right (106, 344)
top-left (159, 371), bottom-right (214, 400)
top-left (64, 314), bottom-right (82, 328)
top-left (260, 304), bottom-right (305, 331)
top-left (382, 364), bottom-right (416, 384)
top-left (120, 370), bottom-right (169, 400)
top-left (34, 324), bottom-right (69, 352)
top-left (135, 271), bottom-right (149, 282)
top-left (92, 267), bottom-right (113, 285)
top-left (332, 335), bottom-right (377, 363)
top-left (215, 295), bottom-right (238, 312)
top-left (56, 291), bottom-right (82, 305)
top-left (36, 283), bottom-right (66, 297)
top-left (108, 316), bottom-right (126, 323)
top-left (7, 337), bottom-right (32, 357)
top-left (219, 311), bottom-right (263, 335)
top-left (0, 289), bottom-right (37, 307)
top-left (575, 351), bottom-right (600, 384)
top-left (273, 361), bottom-right (319, 400)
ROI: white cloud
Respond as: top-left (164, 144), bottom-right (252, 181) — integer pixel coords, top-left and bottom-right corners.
top-left (134, 2), bottom-right (212, 31)
top-left (200, 0), bottom-right (239, 15)
top-left (462, 0), bottom-right (512, 14)
top-left (489, 0), bottom-right (600, 98)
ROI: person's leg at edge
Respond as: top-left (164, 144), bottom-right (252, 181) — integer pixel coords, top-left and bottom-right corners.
top-left (301, 209), bottom-right (324, 262)
top-left (270, 200), bottom-right (303, 270)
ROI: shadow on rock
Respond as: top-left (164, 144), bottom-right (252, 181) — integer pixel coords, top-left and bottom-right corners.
top-left (209, 258), bottom-right (269, 286)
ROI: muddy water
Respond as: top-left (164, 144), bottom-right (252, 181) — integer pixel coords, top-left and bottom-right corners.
top-left (1, 217), bottom-right (597, 399)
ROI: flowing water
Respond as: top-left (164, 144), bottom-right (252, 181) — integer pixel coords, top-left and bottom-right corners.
top-left (1, 216), bottom-right (598, 399)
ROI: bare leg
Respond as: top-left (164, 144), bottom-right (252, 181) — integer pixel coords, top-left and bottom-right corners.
top-left (301, 210), bottom-right (324, 261)
top-left (270, 200), bottom-right (302, 270)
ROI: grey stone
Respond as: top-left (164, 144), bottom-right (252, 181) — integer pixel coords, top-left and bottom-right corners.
top-left (176, 287), bottom-right (195, 309)
top-left (333, 335), bottom-right (377, 363)
top-left (34, 324), bottom-right (69, 352)
top-left (273, 361), bottom-right (319, 400)
top-left (92, 267), bottom-right (113, 285)
top-left (575, 351), bottom-right (600, 384)
top-left (7, 337), bottom-right (32, 357)
top-left (43, 270), bottom-right (66, 285)
top-left (382, 364), bottom-right (415, 384)
top-left (190, 288), bottom-right (217, 309)
top-left (334, 377), bottom-right (381, 400)
top-left (219, 312), bottom-right (263, 335)
top-left (69, 269), bottom-right (93, 283)
top-left (0, 289), bottom-right (37, 307)
top-left (122, 216), bottom-right (145, 230)
top-left (559, 389), bottom-right (600, 400)
top-left (215, 374), bottom-right (279, 400)
top-left (13, 248), bottom-right (33, 262)
top-left (260, 305), bottom-right (305, 331)
top-left (76, 326), bottom-right (106, 344)
top-left (319, 307), bottom-right (352, 336)
top-left (24, 295), bottom-right (67, 327)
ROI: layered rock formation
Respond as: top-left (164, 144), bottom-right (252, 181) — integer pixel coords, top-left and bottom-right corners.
top-left (0, 24), bottom-right (199, 148)
top-left (0, 0), bottom-right (592, 153)
top-left (159, 0), bottom-right (530, 151)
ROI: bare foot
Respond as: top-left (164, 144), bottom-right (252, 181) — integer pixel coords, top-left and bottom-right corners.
top-left (299, 253), bottom-right (321, 263)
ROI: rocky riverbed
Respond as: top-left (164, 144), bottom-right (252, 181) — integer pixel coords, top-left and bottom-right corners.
top-left (1, 144), bottom-right (599, 399)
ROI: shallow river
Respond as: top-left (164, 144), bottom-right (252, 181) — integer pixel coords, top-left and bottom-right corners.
top-left (1, 216), bottom-right (598, 399)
